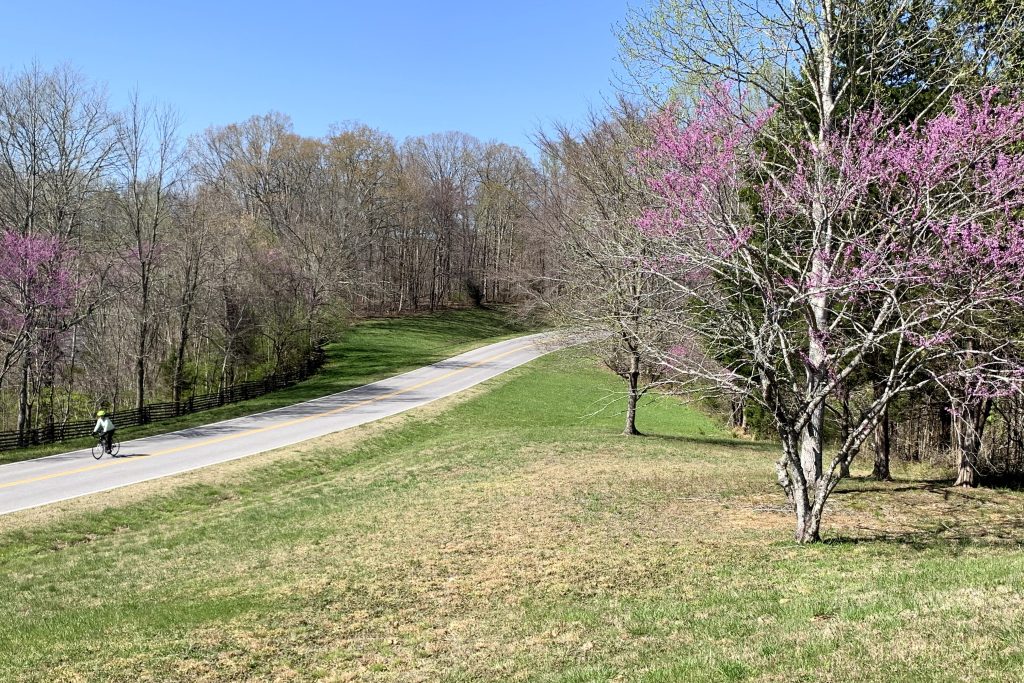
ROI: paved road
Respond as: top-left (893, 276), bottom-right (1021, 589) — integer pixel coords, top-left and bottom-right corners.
top-left (0, 333), bottom-right (560, 516)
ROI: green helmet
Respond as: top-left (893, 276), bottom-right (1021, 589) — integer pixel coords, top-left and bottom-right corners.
top-left (97, 410), bottom-right (106, 417)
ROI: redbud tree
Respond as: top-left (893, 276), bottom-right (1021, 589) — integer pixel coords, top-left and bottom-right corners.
top-left (637, 87), bottom-right (1024, 542)
top-left (0, 230), bottom-right (76, 391)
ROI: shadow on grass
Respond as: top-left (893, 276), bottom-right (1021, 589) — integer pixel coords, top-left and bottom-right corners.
top-left (834, 475), bottom-right (1024, 500)
top-left (825, 474), bottom-right (1024, 549)
top-left (978, 473), bottom-right (1024, 491)
top-left (824, 526), bottom-right (1024, 550)
top-left (647, 433), bottom-right (777, 452)
top-left (832, 477), bottom-right (953, 495)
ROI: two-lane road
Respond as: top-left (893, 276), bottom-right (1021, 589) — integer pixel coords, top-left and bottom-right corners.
top-left (0, 333), bottom-right (559, 516)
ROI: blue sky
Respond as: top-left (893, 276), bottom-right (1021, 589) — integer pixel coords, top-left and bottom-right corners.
top-left (2, 1), bottom-right (631, 152)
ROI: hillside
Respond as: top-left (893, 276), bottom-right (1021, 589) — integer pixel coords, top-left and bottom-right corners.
top-left (1, 350), bottom-right (1022, 681)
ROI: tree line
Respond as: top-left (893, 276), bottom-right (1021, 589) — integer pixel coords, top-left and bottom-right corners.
top-left (0, 64), bottom-right (550, 436)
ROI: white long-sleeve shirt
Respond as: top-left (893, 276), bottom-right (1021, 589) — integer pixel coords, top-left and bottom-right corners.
top-left (93, 416), bottom-right (115, 433)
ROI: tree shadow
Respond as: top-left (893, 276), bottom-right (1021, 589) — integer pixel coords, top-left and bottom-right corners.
top-left (824, 474), bottom-right (1024, 549)
top-left (834, 476), bottom-right (1021, 503)
top-left (831, 477), bottom-right (951, 496)
top-left (978, 473), bottom-right (1024, 491)
top-left (823, 524), bottom-right (1024, 551)
top-left (644, 433), bottom-right (777, 452)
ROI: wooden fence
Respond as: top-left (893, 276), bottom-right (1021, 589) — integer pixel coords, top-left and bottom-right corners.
top-left (0, 349), bottom-right (325, 450)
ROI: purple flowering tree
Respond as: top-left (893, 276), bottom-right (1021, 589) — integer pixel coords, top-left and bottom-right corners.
top-left (0, 230), bottom-right (76, 435)
top-left (637, 88), bottom-right (1024, 542)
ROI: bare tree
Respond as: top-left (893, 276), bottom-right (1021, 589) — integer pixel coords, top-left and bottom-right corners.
top-left (474, 143), bottom-right (533, 304)
top-left (112, 94), bottom-right (182, 413)
top-left (165, 188), bottom-right (220, 402)
top-left (535, 104), bottom-right (678, 435)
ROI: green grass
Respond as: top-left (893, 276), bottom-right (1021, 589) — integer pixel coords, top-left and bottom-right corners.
top-left (0, 307), bottom-right (530, 465)
top-left (1, 350), bottom-right (1023, 681)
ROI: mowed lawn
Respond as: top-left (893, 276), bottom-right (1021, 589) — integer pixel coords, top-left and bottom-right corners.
top-left (1, 350), bottom-right (1023, 681)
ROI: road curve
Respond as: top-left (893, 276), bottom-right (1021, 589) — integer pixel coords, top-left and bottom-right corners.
top-left (0, 332), bottom-right (561, 516)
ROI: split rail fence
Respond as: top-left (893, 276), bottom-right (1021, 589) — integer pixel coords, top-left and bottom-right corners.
top-left (0, 349), bottom-right (326, 450)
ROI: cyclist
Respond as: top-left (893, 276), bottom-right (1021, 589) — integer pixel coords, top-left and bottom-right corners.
top-left (92, 410), bottom-right (116, 455)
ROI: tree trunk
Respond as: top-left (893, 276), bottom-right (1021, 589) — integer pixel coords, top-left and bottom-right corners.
top-left (172, 326), bottom-right (188, 404)
top-left (798, 265), bottom-right (828, 488)
top-left (623, 349), bottom-right (641, 436)
top-left (796, 13), bottom-right (836, 498)
top-left (16, 352), bottom-right (31, 446)
top-left (870, 380), bottom-right (891, 480)
top-left (780, 432), bottom-right (826, 544)
top-left (60, 324), bottom-right (80, 428)
top-left (871, 414), bottom-right (891, 480)
top-left (136, 264), bottom-right (150, 413)
top-left (171, 275), bottom-right (197, 405)
top-left (952, 397), bottom-right (992, 487)
top-left (730, 396), bottom-right (745, 432)
top-left (938, 401), bottom-right (952, 451)
top-left (136, 319), bottom-right (147, 413)
top-left (798, 374), bottom-right (825, 489)
top-left (219, 345), bottom-right (232, 393)
top-left (839, 384), bottom-right (854, 478)
top-left (792, 460), bottom-right (823, 544)
top-left (794, 500), bottom-right (823, 544)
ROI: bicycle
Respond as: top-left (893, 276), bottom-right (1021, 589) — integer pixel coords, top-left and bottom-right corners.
top-left (91, 434), bottom-right (120, 459)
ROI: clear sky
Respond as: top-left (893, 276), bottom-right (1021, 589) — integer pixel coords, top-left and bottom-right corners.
top-left (2, 0), bottom-right (631, 153)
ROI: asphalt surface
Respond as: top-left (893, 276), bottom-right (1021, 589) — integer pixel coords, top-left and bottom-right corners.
top-left (0, 333), bottom-right (560, 516)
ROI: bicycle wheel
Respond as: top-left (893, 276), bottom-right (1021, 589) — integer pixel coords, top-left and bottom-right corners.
top-left (110, 439), bottom-right (120, 457)
top-left (91, 441), bottom-right (104, 459)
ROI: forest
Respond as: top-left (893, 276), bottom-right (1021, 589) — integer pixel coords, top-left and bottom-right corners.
top-left (0, 64), bottom-right (551, 437)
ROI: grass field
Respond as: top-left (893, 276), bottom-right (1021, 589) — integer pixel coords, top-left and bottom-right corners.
top-left (1, 308), bottom-right (529, 465)
top-left (1, 349), bottom-right (1023, 681)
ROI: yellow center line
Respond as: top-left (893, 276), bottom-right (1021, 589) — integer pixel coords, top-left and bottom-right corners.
top-left (0, 343), bottom-right (532, 491)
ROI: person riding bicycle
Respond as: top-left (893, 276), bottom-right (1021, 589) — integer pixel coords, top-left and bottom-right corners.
top-left (92, 410), bottom-right (116, 455)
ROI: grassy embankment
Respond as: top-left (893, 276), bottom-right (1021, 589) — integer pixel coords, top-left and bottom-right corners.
top-left (1, 348), bottom-right (1023, 681)
top-left (0, 308), bottom-right (530, 465)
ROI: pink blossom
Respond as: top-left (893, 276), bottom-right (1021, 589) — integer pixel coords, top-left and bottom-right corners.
top-left (0, 230), bottom-right (77, 334)
top-left (638, 84), bottom-right (1024, 404)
